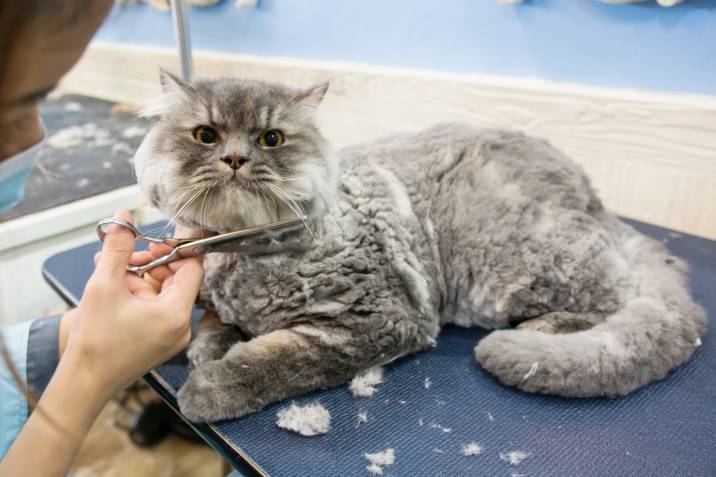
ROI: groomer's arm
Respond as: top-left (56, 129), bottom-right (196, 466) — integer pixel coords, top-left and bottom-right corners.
top-left (0, 211), bottom-right (203, 477)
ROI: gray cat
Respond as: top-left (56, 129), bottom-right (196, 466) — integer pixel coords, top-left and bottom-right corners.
top-left (134, 70), bottom-right (707, 422)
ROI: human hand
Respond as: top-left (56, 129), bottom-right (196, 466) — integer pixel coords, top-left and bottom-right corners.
top-left (126, 223), bottom-right (206, 289)
top-left (61, 210), bottom-right (204, 397)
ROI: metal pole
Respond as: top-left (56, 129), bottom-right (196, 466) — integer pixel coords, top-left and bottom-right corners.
top-left (170, 0), bottom-right (193, 81)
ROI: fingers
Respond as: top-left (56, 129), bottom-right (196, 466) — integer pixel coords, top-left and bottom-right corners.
top-left (159, 257), bottom-right (204, 310)
top-left (146, 266), bottom-right (174, 284)
top-left (128, 250), bottom-right (154, 265)
top-left (95, 210), bottom-right (137, 279)
top-left (126, 272), bottom-right (160, 299)
top-left (148, 242), bottom-right (174, 257)
top-left (129, 243), bottom-right (174, 264)
top-left (167, 259), bottom-right (193, 273)
top-left (117, 239), bottom-right (193, 285)
top-left (129, 250), bottom-right (173, 283)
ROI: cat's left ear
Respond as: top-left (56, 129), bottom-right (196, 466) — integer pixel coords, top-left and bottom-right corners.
top-left (140, 68), bottom-right (195, 118)
top-left (159, 67), bottom-right (195, 96)
top-left (293, 82), bottom-right (329, 111)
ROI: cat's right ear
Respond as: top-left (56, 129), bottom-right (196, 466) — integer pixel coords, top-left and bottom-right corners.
top-left (291, 82), bottom-right (329, 116)
top-left (139, 68), bottom-right (194, 118)
top-left (294, 82), bottom-right (329, 109)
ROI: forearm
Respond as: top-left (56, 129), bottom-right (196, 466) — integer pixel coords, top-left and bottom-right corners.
top-left (58, 309), bottom-right (77, 357)
top-left (0, 210), bottom-right (202, 475)
top-left (0, 351), bottom-right (111, 477)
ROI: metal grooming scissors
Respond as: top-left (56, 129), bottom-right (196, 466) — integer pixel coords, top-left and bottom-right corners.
top-left (96, 216), bottom-right (307, 276)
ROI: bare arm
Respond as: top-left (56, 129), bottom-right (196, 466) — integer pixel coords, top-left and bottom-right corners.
top-left (0, 352), bottom-right (111, 477)
top-left (0, 212), bottom-right (203, 477)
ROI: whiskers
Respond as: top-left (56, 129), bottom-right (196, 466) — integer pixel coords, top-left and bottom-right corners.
top-left (155, 169), bottom-right (313, 239)
top-left (197, 181), bottom-right (214, 238)
top-left (161, 177), bottom-right (217, 236)
top-left (256, 179), bottom-right (314, 238)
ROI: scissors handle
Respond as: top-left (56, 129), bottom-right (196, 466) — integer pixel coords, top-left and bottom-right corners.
top-left (96, 217), bottom-right (195, 247)
top-left (126, 248), bottom-right (188, 275)
top-left (96, 217), bottom-right (141, 241)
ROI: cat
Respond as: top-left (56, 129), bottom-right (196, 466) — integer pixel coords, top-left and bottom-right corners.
top-left (133, 69), bottom-right (707, 422)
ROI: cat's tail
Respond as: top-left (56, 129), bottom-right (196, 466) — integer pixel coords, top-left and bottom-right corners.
top-left (474, 224), bottom-right (707, 397)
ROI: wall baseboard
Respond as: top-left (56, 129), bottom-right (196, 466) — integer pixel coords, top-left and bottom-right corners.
top-left (0, 185), bottom-right (143, 253)
top-left (60, 43), bottom-right (716, 239)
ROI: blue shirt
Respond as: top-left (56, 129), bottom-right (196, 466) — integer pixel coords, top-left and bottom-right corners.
top-left (0, 316), bottom-right (61, 459)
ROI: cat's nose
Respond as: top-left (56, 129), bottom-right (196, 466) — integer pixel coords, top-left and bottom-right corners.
top-left (220, 155), bottom-right (250, 170)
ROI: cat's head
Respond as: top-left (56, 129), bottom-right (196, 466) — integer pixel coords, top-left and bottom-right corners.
top-left (133, 69), bottom-right (337, 231)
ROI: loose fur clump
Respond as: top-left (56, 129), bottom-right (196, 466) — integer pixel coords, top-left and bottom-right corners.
top-left (364, 448), bottom-right (395, 475)
top-left (500, 450), bottom-right (530, 466)
top-left (134, 71), bottom-right (707, 423)
top-left (349, 366), bottom-right (384, 397)
top-left (275, 402), bottom-right (331, 436)
top-left (462, 442), bottom-right (482, 456)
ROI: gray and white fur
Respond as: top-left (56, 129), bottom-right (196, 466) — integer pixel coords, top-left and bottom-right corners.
top-left (134, 70), bottom-right (707, 422)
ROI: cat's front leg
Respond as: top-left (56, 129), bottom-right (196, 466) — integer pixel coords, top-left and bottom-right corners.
top-left (186, 311), bottom-right (246, 368)
top-left (178, 322), bottom-right (421, 422)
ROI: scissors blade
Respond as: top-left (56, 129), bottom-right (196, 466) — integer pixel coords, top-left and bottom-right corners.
top-left (125, 216), bottom-right (307, 275)
top-left (185, 216), bottom-right (308, 255)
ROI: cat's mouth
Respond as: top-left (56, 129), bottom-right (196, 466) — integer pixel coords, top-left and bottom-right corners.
top-left (219, 168), bottom-right (249, 183)
top-left (165, 175), bottom-right (308, 233)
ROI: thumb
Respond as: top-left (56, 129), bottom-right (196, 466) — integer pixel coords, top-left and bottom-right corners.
top-left (160, 257), bottom-right (204, 310)
top-left (95, 210), bottom-right (137, 279)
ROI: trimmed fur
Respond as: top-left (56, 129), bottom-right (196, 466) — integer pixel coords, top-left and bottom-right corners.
top-left (134, 75), bottom-right (707, 422)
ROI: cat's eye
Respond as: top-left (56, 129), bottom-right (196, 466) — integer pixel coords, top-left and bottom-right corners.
top-left (258, 129), bottom-right (285, 148)
top-left (193, 126), bottom-right (220, 145)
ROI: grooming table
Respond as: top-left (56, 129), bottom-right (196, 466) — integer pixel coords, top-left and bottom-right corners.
top-left (43, 219), bottom-right (715, 477)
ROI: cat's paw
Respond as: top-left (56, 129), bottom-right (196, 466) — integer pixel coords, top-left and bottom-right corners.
top-left (186, 316), bottom-right (244, 368)
top-left (177, 361), bottom-right (255, 422)
top-left (186, 337), bottom-right (228, 368)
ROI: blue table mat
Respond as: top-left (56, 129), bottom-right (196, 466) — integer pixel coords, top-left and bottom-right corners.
top-left (43, 219), bottom-right (715, 477)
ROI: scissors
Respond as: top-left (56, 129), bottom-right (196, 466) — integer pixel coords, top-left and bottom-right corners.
top-left (96, 216), bottom-right (307, 276)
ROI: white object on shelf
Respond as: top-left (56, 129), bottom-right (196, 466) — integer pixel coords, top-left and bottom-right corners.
top-left (502, 0), bottom-right (685, 5)
top-left (236, 0), bottom-right (258, 8)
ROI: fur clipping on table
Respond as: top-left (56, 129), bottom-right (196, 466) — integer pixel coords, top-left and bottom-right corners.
top-left (349, 366), bottom-right (384, 397)
top-left (275, 402), bottom-right (331, 436)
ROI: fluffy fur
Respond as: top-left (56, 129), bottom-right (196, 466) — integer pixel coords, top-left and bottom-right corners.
top-left (275, 402), bottom-right (331, 436)
top-left (349, 366), bottom-right (384, 398)
top-left (133, 71), bottom-right (707, 422)
top-left (364, 448), bottom-right (395, 475)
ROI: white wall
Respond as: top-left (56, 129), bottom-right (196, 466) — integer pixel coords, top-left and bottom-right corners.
top-left (61, 44), bottom-right (716, 239)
